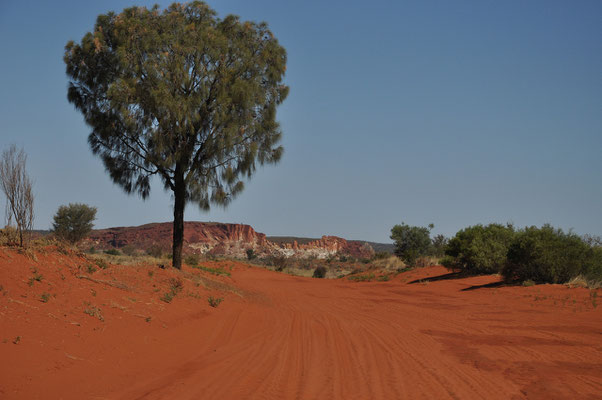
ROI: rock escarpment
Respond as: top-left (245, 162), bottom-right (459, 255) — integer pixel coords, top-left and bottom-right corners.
top-left (86, 222), bottom-right (374, 259)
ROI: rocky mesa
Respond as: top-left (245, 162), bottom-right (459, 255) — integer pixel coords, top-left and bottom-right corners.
top-left (85, 222), bottom-right (374, 259)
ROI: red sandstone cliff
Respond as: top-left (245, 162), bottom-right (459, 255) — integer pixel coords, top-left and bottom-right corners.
top-left (85, 222), bottom-right (374, 259)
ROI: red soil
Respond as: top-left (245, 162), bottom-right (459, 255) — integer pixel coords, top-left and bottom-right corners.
top-left (1, 246), bottom-right (601, 399)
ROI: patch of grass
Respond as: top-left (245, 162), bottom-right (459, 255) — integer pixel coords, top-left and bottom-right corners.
top-left (160, 291), bottom-right (176, 303)
top-left (95, 258), bottom-right (108, 270)
top-left (148, 270), bottom-right (154, 277)
top-left (83, 301), bottom-right (104, 321)
top-left (104, 248), bottom-right (120, 256)
top-left (522, 279), bottom-right (536, 287)
top-left (86, 264), bottom-right (98, 274)
top-left (160, 278), bottom-right (184, 303)
top-left (208, 296), bottom-right (223, 308)
top-left (184, 254), bottom-right (200, 266)
top-left (348, 273), bottom-right (375, 282)
top-left (192, 265), bottom-right (231, 277)
top-left (28, 268), bottom-right (44, 286)
top-left (591, 291), bottom-right (598, 309)
top-left (377, 274), bottom-right (390, 282)
top-left (40, 292), bottom-right (50, 303)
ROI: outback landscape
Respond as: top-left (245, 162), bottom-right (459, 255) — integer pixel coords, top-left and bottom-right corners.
top-left (1, 223), bottom-right (601, 399)
top-left (1, 0), bottom-right (601, 399)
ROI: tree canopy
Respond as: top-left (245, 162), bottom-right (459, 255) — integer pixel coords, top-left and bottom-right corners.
top-left (64, 2), bottom-right (288, 268)
top-left (390, 223), bottom-right (433, 266)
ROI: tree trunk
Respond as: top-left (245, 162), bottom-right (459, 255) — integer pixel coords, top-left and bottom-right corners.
top-left (172, 168), bottom-right (186, 270)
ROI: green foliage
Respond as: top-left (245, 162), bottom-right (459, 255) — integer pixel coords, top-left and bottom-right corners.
top-left (40, 293), bottom-right (51, 303)
top-left (104, 248), bottom-right (120, 256)
top-left (430, 234), bottom-right (449, 257)
top-left (312, 266), bottom-right (327, 278)
top-left (246, 248), bottom-right (257, 260)
top-left (443, 223), bottom-right (515, 275)
top-left (208, 296), bottom-right (224, 308)
top-left (64, 2), bottom-right (288, 269)
top-left (52, 203), bottom-right (97, 244)
top-left (192, 265), bottom-right (231, 277)
top-left (503, 225), bottom-right (601, 284)
top-left (161, 278), bottom-right (184, 303)
top-left (390, 223), bottom-right (433, 266)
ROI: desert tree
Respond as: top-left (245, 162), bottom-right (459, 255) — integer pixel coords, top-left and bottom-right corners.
top-left (390, 223), bottom-right (433, 266)
top-left (64, 2), bottom-right (288, 268)
top-left (52, 203), bottom-right (97, 244)
top-left (0, 145), bottom-right (35, 247)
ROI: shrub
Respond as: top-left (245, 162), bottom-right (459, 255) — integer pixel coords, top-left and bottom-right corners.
top-left (104, 248), bottom-right (120, 256)
top-left (503, 225), bottom-right (600, 284)
top-left (208, 296), bottom-right (223, 308)
top-left (95, 258), bottom-right (108, 269)
top-left (246, 248), bottom-right (257, 260)
top-left (184, 253), bottom-right (200, 266)
top-left (273, 255), bottom-right (288, 272)
top-left (121, 244), bottom-right (137, 256)
top-left (52, 203), bottom-right (97, 244)
top-left (372, 251), bottom-right (390, 260)
top-left (0, 225), bottom-right (19, 246)
top-left (160, 278), bottom-right (184, 303)
top-left (390, 223), bottom-right (433, 266)
top-left (430, 234), bottom-right (449, 257)
top-left (312, 266), bottom-right (327, 278)
top-left (146, 244), bottom-right (163, 258)
top-left (443, 223), bottom-right (515, 275)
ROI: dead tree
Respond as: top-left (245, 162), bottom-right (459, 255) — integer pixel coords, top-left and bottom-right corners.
top-left (0, 145), bottom-right (34, 246)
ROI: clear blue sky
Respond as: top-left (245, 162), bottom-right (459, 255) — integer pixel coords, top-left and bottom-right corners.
top-left (0, 0), bottom-right (600, 243)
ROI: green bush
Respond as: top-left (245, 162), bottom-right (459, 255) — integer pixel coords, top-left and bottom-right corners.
top-left (443, 223), bottom-right (515, 274)
top-left (503, 225), bottom-right (600, 284)
top-left (430, 234), bottom-right (449, 257)
top-left (390, 223), bottom-right (433, 266)
top-left (52, 203), bottom-right (97, 244)
top-left (312, 266), bottom-right (327, 278)
top-left (104, 248), bottom-right (120, 256)
top-left (246, 248), bottom-right (257, 260)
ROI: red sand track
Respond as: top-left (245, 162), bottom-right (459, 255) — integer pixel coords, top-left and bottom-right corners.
top-left (1, 247), bottom-right (601, 399)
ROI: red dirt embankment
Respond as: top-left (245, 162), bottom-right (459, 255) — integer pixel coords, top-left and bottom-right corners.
top-left (0, 246), bottom-right (601, 399)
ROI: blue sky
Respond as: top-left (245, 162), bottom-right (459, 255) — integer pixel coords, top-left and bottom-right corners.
top-left (0, 0), bottom-right (600, 243)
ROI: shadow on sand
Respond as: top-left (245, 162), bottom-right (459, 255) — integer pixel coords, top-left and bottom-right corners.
top-left (408, 271), bottom-right (513, 292)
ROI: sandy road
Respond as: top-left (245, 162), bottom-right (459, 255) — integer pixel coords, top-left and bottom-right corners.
top-left (115, 266), bottom-right (602, 400)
